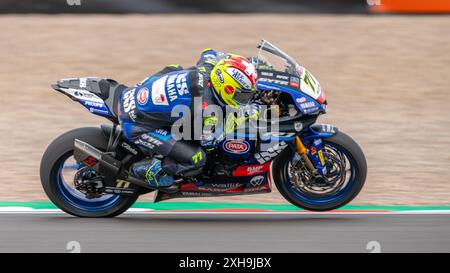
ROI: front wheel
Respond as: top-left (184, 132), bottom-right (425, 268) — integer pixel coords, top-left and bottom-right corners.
top-left (273, 131), bottom-right (367, 211)
top-left (40, 127), bottom-right (138, 217)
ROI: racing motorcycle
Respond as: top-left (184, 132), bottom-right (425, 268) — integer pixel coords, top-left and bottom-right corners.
top-left (40, 40), bottom-right (367, 217)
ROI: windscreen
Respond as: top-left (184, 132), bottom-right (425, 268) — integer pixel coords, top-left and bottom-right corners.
top-left (254, 40), bottom-right (325, 103)
top-left (255, 40), bottom-right (303, 77)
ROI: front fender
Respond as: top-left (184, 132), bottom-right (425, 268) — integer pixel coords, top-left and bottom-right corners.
top-left (302, 123), bottom-right (338, 140)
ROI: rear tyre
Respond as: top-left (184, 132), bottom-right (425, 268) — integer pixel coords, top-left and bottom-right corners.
top-left (273, 131), bottom-right (367, 211)
top-left (40, 127), bottom-right (138, 217)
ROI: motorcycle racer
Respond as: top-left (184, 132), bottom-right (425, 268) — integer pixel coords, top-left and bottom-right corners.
top-left (117, 49), bottom-right (259, 188)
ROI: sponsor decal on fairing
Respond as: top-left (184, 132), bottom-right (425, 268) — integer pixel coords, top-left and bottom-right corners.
top-left (79, 77), bottom-right (87, 88)
top-left (137, 87), bottom-right (149, 105)
top-left (232, 162), bottom-right (270, 177)
top-left (250, 175), bottom-right (265, 186)
top-left (223, 140), bottom-right (250, 154)
top-left (254, 141), bottom-right (288, 163)
top-left (296, 97), bottom-right (306, 103)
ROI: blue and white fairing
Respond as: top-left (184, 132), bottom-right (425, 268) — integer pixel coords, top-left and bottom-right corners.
top-left (66, 88), bottom-right (112, 118)
top-left (257, 78), bottom-right (326, 115)
top-left (51, 77), bottom-right (115, 119)
top-left (255, 40), bottom-right (327, 115)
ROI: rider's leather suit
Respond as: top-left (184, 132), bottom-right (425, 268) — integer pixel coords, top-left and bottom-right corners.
top-left (117, 49), bottom-right (227, 176)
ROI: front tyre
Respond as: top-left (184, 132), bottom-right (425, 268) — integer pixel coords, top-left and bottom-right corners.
top-left (273, 131), bottom-right (367, 211)
top-left (40, 127), bottom-right (138, 217)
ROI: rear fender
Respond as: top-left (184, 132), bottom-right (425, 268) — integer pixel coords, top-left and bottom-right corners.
top-left (52, 77), bottom-right (118, 121)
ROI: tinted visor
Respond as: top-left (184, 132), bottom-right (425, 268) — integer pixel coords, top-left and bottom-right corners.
top-left (233, 88), bottom-right (254, 105)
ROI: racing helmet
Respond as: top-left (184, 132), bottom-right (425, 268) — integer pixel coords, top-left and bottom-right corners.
top-left (210, 54), bottom-right (258, 107)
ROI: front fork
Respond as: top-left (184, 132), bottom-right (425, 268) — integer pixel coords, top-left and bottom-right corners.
top-left (294, 136), bottom-right (328, 176)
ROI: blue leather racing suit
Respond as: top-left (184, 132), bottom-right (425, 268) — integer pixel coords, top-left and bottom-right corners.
top-left (117, 49), bottom-right (222, 177)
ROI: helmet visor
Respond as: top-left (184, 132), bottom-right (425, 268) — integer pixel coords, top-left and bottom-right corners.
top-left (233, 88), bottom-right (254, 105)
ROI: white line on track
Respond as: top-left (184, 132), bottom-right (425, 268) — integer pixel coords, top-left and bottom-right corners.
top-left (0, 208), bottom-right (450, 215)
top-left (125, 210), bottom-right (450, 215)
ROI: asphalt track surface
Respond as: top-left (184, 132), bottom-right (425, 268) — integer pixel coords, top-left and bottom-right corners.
top-left (0, 213), bottom-right (449, 253)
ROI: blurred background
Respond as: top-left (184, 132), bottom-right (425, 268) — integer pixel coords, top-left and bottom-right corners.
top-left (0, 0), bottom-right (449, 205)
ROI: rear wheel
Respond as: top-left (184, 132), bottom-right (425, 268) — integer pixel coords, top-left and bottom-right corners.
top-left (40, 127), bottom-right (138, 217)
top-left (273, 131), bottom-right (367, 211)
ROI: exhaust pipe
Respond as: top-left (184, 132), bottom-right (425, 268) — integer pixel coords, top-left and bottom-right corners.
top-left (73, 139), bottom-right (121, 177)
top-left (73, 139), bottom-right (177, 192)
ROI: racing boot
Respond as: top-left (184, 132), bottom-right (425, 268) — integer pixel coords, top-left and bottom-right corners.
top-left (130, 158), bottom-right (174, 188)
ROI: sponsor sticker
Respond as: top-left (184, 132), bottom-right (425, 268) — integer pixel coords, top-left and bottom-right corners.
top-left (226, 68), bottom-right (252, 89)
top-left (166, 72), bottom-right (189, 102)
top-left (216, 69), bottom-right (224, 83)
top-left (258, 78), bottom-right (289, 86)
top-left (79, 77), bottom-right (87, 88)
top-left (250, 175), bottom-right (265, 186)
top-left (224, 85), bottom-right (234, 94)
top-left (321, 124), bottom-right (335, 133)
top-left (121, 142), bottom-right (138, 155)
top-left (294, 122), bottom-right (303, 132)
top-left (240, 58), bottom-right (257, 80)
top-left (290, 76), bottom-right (300, 83)
top-left (137, 87), bottom-right (149, 105)
top-left (209, 183), bottom-right (242, 189)
top-left (83, 156), bottom-right (97, 167)
top-left (155, 129), bottom-right (168, 136)
top-left (247, 165), bottom-right (264, 175)
top-left (223, 140), bottom-right (250, 154)
top-left (260, 71), bottom-right (273, 77)
top-left (300, 101), bottom-right (315, 109)
top-left (276, 74), bottom-right (289, 80)
top-left (232, 162), bottom-right (270, 177)
top-left (74, 91), bottom-right (94, 99)
top-left (123, 88), bottom-right (137, 121)
top-left (318, 150), bottom-right (326, 165)
top-left (84, 101), bottom-right (104, 108)
top-left (254, 141), bottom-right (287, 164)
top-left (198, 73), bottom-right (204, 86)
top-left (290, 81), bottom-right (300, 88)
top-left (296, 97), bottom-right (306, 103)
top-left (151, 76), bottom-right (169, 106)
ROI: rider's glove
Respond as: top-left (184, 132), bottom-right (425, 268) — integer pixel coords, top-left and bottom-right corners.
top-left (200, 116), bottom-right (224, 148)
top-left (224, 104), bottom-right (260, 134)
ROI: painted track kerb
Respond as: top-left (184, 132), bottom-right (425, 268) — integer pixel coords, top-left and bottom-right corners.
top-left (1, 202), bottom-right (450, 215)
